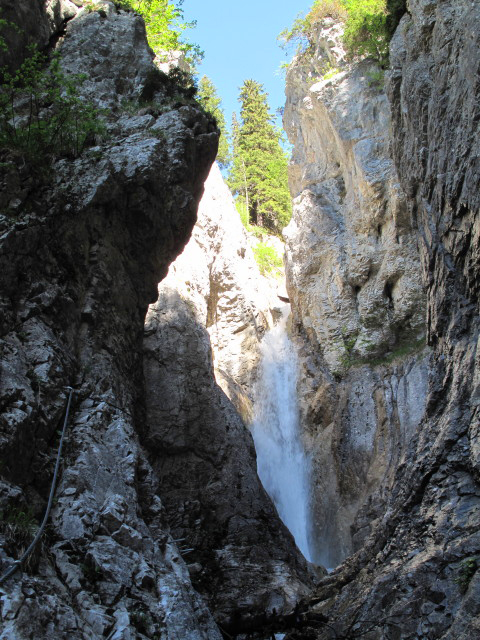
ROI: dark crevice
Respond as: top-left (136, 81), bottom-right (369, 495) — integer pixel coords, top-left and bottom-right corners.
top-left (384, 280), bottom-right (395, 310)
top-left (45, 15), bottom-right (75, 54)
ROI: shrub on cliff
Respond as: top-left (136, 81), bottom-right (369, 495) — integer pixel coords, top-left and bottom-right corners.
top-left (0, 46), bottom-right (104, 162)
top-left (342, 0), bottom-right (391, 67)
top-left (278, 0), bottom-right (347, 52)
top-left (253, 242), bottom-right (283, 277)
top-left (279, 0), bottom-right (406, 68)
top-left (115, 0), bottom-right (203, 65)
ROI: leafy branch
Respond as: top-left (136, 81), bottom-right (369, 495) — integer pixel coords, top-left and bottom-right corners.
top-left (115, 0), bottom-right (203, 65)
top-left (278, 0), bottom-right (407, 68)
top-left (0, 45), bottom-right (105, 162)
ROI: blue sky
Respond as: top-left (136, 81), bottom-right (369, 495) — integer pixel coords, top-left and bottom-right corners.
top-left (182, 1), bottom-right (308, 132)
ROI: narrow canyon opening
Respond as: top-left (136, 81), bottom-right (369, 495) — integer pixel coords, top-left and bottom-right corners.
top-left (1, 2), bottom-right (478, 639)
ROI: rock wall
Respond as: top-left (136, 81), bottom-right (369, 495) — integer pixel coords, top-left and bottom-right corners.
top-left (143, 290), bottom-right (311, 633)
top-left (0, 3), bottom-right (221, 639)
top-left (284, 18), bottom-right (425, 374)
top-left (302, 352), bottom-right (431, 567)
top-left (0, 4), bottom-right (313, 638)
top-left (151, 163), bottom-right (280, 420)
top-left (0, 0), bottom-right (79, 71)
top-left (284, 1), bottom-right (480, 638)
top-left (283, 17), bottom-right (430, 565)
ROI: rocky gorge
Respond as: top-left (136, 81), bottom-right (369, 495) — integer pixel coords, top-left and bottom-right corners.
top-left (0, 0), bottom-right (479, 639)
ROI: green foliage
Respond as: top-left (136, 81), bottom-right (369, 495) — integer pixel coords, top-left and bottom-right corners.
top-left (84, 1), bottom-right (107, 14)
top-left (343, 0), bottom-right (390, 68)
top-left (117, 0), bottom-right (203, 65)
top-left (132, 65), bottom-right (198, 112)
top-left (0, 14), bottom-right (20, 53)
top-left (0, 506), bottom-right (37, 532)
top-left (81, 561), bottom-right (103, 583)
top-left (249, 224), bottom-right (272, 239)
top-left (197, 75), bottom-right (230, 169)
top-left (339, 328), bottom-right (359, 368)
top-left (235, 197), bottom-right (249, 228)
top-left (253, 243), bottom-right (283, 277)
top-left (279, 0), bottom-right (406, 67)
top-left (165, 66), bottom-right (197, 95)
top-left (0, 505), bottom-right (40, 569)
top-left (307, 64), bottom-right (341, 86)
top-left (322, 65), bottom-right (340, 80)
top-left (130, 611), bottom-right (153, 634)
top-left (278, 0), bottom-right (347, 53)
top-left (228, 80), bottom-right (291, 233)
top-left (455, 558), bottom-right (478, 594)
top-left (366, 68), bottom-right (385, 88)
top-left (0, 19), bottom-right (7, 53)
top-left (0, 46), bottom-right (105, 162)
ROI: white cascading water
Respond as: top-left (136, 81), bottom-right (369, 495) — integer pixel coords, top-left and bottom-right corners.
top-left (251, 305), bottom-right (313, 562)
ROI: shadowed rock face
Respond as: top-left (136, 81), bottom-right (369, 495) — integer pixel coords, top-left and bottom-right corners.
top-left (284, 2), bottom-right (480, 639)
top-left (0, 0), bottom-right (79, 72)
top-left (0, 3), bottom-right (223, 638)
top-left (151, 163), bottom-right (280, 413)
top-left (144, 289), bottom-right (312, 633)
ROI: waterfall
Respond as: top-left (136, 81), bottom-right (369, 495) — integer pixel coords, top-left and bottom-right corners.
top-left (251, 305), bottom-right (313, 562)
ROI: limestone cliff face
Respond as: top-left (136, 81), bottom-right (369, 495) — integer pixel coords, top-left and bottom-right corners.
top-left (0, 2), bottom-right (219, 638)
top-left (283, 18), bottom-right (430, 566)
top-left (285, 2), bottom-right (480, 638)
top-left (143, 165), bottom-right (312, 631)
top-left (152, 163), bottom-right (280, 419)
top-left (284, 18), bottom-right (425, 373)
top-left (0, 0), bottom-right (78, 72)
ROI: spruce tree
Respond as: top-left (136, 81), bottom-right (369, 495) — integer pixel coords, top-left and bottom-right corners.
top-left (228, 80), bottom-right (291, 232)
top-left (197, 76), bottom-right (231, 170)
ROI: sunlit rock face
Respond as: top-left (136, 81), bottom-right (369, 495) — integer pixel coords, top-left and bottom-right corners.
top-left (283, 17), bottom-right (430, 566)
top-left (284, 2), bottom-right (480, 639)
top-left (152, 163), bottom-right (281, 419)
top-left (143, 165), bottom-right (313, 632)
top-left (284, 18), bottom-right (425, 374)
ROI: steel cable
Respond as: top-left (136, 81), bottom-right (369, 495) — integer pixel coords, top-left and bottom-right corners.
top-left (0, 387), bottom-right (74, 586)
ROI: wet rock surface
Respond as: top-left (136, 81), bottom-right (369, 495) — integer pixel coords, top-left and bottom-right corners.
top-left (284, 1), bottom-right (480, 638)
top-left (303, 352), bottom-right (432, 567)
top-left (141, 164), bottom-right (313, 633)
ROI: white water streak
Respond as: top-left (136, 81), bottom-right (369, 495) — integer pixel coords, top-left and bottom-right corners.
top-left (251, 306), bottom-right (312, 562)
